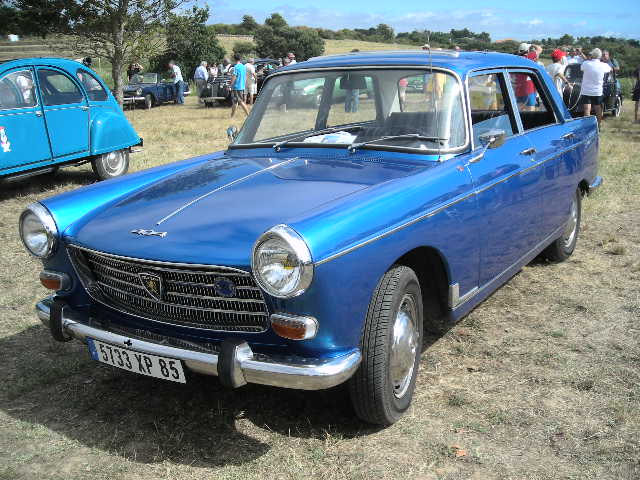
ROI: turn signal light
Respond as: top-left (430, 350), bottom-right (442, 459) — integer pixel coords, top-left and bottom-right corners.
top-left (39, 270), bottom-right (71, 291)
top-left (270, 313), bottom-right (318, 340)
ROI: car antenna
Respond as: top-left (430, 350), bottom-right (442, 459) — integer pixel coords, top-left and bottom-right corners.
top-left (426, 31), bottom-right (442, 162)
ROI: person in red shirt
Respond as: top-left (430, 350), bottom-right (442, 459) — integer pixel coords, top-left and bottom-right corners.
top-left (514, 43), bottom-right (537, 111)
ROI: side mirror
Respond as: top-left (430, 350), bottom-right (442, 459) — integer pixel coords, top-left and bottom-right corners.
top-left (478, 129), bottom-right (506, 149)
top-left (226, 126), bottom-right (238, 142)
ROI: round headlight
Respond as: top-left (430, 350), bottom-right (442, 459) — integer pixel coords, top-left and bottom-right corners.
top-left (252, 225), bottom-right (313, 298)
top-left (136, 88), bottom-right (142, 96)
top-left (19, 203), bottom-right (58, 258)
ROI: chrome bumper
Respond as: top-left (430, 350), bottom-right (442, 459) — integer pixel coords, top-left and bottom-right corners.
top-left (36, 298), bottom-right (360, 390)
top-left (122, 96), bottom-right (145, 103)
top-left (588, 176), bottom-right (603, 194)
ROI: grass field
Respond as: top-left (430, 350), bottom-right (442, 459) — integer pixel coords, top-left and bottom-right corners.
top-left (0, 95), bottom-right (639, 479)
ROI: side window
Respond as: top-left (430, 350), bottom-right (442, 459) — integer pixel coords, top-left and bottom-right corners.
top-left (0, 70), bottom-right (37, 109)
top-left (509, 71), bottom-right (557, 131)
top-left (37, 69), bottom-right (84, 106)
top-left (76, 70), bottom-right (108, 101)
top-left (469, 73), bottom-right (517, 145)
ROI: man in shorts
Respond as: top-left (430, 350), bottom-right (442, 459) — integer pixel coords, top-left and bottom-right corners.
top-left (580, 48), bottom-right (611, 126)
top-left (229, 54), bottom-right (250, 118)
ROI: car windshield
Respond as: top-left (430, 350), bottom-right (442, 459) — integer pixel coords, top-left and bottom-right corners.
top-left (130, 73), bottom-right (157, 84)
top-left (233, 68), bottom-right (466, 152)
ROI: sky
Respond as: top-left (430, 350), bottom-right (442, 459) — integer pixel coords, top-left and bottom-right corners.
top-left (209, 0), bottom-right (640, 40)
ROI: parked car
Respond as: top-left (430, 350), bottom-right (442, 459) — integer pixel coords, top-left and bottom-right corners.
top-left (24, 51), bottom-right (602, 426)
top-left (123, 73), bottom-right (190, 109)
top-left (0, 58), bottom-right (141, 181)
top-left (562, 63), bottom-right (622, 117)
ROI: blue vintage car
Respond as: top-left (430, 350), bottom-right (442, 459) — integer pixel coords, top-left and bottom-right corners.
top-left (123, 72), bottom-right (190, 109)
top-left (23, 51), bottom-right (602, 426)
top-left (0, 58), bottom-right (141, 181)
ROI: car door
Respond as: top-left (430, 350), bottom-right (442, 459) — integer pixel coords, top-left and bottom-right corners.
top-left (0, 67), bottom-right (51, 172)
top-left (36, 67), bottom-right (89, 158)
top-left (508, 69), bottom-right (580, 239)
top-left (466, 70), bottom-right (544, 286)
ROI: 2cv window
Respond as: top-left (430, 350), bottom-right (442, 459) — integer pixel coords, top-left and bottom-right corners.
top-left (0, 70), bottom-right (37, 109)
top-left (37, 69), bottom-right (85, 106)
top-left (76, 69), bottom-right (108, 101)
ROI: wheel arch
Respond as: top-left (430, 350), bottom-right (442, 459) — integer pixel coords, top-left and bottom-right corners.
top-left (578, 179), bottom-right (590, 197)
top-left (393, 246), bottom-right (451, 329)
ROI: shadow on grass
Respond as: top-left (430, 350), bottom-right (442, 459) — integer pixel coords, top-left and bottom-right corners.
top-left (0, 324), bottom-right (382, 467)
top-left (0, 168), bottom-right (95, 201)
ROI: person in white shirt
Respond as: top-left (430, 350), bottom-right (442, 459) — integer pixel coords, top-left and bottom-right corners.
top-left (545, 49), bottom-right (568, 95)
top-left (580, 48), bottom-right (611, 125)
top-left (244, 58), bottom-right (257, 105)
top-left (168, 60), bottom-right (184, 105)
top-left (287, 52), bottom-right (297, 65)
top-left (194, 61), bottom-right (208, 104)
top-left (567, 47), bottom-right (586, 65)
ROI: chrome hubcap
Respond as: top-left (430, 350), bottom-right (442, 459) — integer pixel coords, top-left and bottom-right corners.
top-left (389, 294), bottom-right (419, 399)
top-left (563, 196), bottom-right (578, 248)
top-left (103, 150), bottom-right (125, 176)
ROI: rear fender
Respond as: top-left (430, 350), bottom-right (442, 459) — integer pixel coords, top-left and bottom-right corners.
top-left (89, 106), bottom-right (140, 156)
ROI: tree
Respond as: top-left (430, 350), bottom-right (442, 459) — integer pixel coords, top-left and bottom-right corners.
top-left (375, 24), bottom-right (394, 43)
top-left (239, 15), bottom-right (258, 33)
top-left (254, 24), bottom-right (324, 60)
top-left (151, 6), bottom-right (225, 82)
top-left (233, 41), bottom-right (256, 58)
top-left (264, 12), bottom-right (287, 30)
top-left (16, 0), bottom-right (184, 105)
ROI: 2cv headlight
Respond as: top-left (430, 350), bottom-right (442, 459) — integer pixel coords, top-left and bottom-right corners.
top-left (252, 225), bottom-right (313, 298)
top-left (19, 203), bottom-right (58, 258)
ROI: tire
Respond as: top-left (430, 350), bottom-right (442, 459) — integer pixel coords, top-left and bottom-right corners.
top-left (348, 265), bottom-right (423, 425)
top-left (542, 188), bottom-right (581, 262)
top-left (613, 96), bottom-right (622, 117)
top-left (144, 94), bottom-right (153, 109)
top-left (91, 149), bottom-right (130, 180)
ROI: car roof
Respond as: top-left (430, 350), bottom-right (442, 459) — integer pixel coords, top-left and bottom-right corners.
top-left (0, 57), bottom-right (87, 71)
top-left (283, 50), bottom-right (542, 77)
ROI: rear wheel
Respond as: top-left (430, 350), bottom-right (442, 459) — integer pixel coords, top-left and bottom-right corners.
top-left (91, 149), bottom-right (130, 180)
top-left (348, 265), bottom-right (423, 425)
top-left (542, 188), bottom-right (581, 262)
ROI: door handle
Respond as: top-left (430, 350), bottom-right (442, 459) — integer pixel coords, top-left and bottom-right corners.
top-left (35, 110), bottom-right (42, 117)
top-left (519, 147), bottom-right (536, 156)
top-left (561, 133), bottom-right (575, 140)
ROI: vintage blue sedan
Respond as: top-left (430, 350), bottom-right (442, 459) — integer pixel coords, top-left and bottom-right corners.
top-left (123, 72), bottom-right (190, 109)
top-left (0, 58), bottom-right (140, 181)
top-left (22, 51), bottom-right (602, 425)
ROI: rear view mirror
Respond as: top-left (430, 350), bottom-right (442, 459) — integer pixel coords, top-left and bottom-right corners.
top-left (479, 129), bottom-right (506, 149)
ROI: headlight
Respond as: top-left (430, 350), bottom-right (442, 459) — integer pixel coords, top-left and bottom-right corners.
top-left (19, 203), bottom-right (58, 258)
top-left (252, 225), bottom-right (313, 298)
top-left (136, 88), bottom-right (142, 96)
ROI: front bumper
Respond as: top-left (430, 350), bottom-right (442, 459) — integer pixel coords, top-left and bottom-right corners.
top-left (36, 298), bottom-right (360, 390)
top-left (122, 96), bottom-right (145, 103)
top-left (588, 175), bottom-right (603, 194)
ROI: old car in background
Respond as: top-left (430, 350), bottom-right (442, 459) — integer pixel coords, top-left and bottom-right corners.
top-left (24, 51), bottom-right (601, 426)
top-left (0, 58), bottom-right (140, 181)
top-left (563, 63), bottom-right (622, 116)
top-left (123, 73), bottom-right (190, 109)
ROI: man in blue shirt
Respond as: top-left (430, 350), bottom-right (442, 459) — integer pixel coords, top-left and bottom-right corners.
top-left (230, 54), bottom-right (250, 117)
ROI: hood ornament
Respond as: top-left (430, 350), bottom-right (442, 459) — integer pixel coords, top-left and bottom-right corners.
top-left (131, 229), bottom-right (167, 238)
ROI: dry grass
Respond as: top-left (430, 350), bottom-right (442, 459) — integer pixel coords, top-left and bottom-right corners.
top-left (0, 95), bottom-right (639, 480)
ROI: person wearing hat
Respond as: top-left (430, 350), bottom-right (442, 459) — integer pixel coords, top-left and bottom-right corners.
top-left (580, 48), bottom-right (611, 125)
top-left (567, 47), bottom-right (586, 64)
top-left (546, 49), bottom-right (569, 94)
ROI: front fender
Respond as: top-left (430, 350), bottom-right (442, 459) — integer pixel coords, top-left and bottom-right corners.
top-left (89, 106), bottom-right (140, 156)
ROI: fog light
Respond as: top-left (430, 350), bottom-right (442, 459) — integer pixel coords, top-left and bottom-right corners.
top-left (40, 270), bottom-right (71, 291)
top-left (270, 313), bottom-right (318, 340)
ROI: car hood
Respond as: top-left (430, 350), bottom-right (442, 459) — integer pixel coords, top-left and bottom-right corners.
top-left (66, 151), bottom-right (431, 267)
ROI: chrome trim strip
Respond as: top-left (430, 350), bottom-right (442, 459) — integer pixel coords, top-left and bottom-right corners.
top-left (315, 139), bottom-right (587, 266)
top-left (35, 298), bottom-right (361, 390)
top-left (156, 157), bottom-right (300, 225)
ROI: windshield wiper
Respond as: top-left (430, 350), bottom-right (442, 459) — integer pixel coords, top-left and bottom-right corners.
top-left (348, 134), bottom-right (447, 153)
top-left (273, 125), bottom-right (363, 152)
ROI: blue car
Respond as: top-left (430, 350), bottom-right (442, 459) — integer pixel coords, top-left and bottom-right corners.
top-left (0, 58), bottom-right (140, 181)
top-left (22, 51), bottom-right (602, 425)
top-left (123, 72), bottom-right (190, 109)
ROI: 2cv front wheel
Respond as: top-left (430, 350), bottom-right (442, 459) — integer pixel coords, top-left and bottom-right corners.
top-left (91, 149), bottom-right (130, 180)
top-left (348, 265), bottom-right (423, 425)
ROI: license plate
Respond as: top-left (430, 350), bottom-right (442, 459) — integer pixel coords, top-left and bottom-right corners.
top-left (87, 338), bottom-right (186, 383)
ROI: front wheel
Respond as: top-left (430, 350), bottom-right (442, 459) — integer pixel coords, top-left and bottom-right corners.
top-left (612, 96), bottom-right (622, 117)
top-left (542, 188), bottom-right (581, 262)
top-left (348, 265), bottom-right (423, 425)
top-left (91, 149), bottom-right (130, 180)
top-left (144, 94), bottom-right (153, 109)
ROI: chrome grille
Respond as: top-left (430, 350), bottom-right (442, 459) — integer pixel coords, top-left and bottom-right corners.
top-left (68, 246), bottom-right (269, 332)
